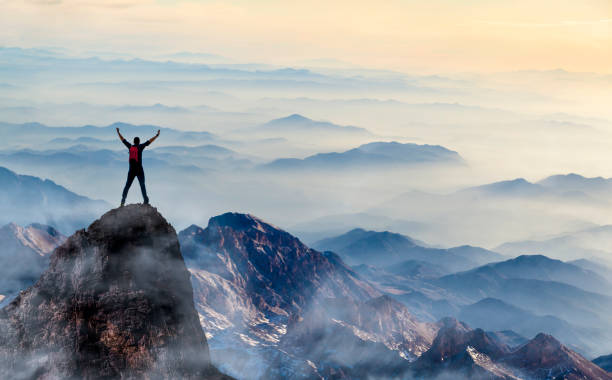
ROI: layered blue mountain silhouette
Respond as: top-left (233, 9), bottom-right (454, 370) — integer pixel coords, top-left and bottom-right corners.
top-left (313, 228), bottom-right (502, 272)
top-left (262, 141), bottom-right (463, 170)
top-left (497, 225), bottom-right (612, 262)
top-left (0, 121), bottom-right (215, 147)
top-left (258, 114), bottom-right (371, 135)
top-left (593, 354), bottom-right (612, 372)
top-left (0, 166), bottom-right (108, 232)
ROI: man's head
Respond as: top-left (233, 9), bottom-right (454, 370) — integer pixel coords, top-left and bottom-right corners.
top-left (133, 137), bottom-right (140, 145)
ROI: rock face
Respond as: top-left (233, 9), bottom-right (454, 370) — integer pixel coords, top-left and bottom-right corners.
top-left (413, 318), bottom-right (612, 380)
top-left (504, 333), bottom-right (611, 380)
top-left (179, 213), bottom-right (437, 379)
top-left (179, 213), bottom-right (380, 332)
top-left (413, 318), bottom-right (518, 380)
top-left (280, 294), bottom-right (438, 379)
top-left (0, 223), bottom-right (65, 296)
top-left (0, 205), bottom-right (229, 380)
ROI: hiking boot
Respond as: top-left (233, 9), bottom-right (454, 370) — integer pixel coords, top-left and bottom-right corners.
top-left (120, 200), bottom-right (125, 207)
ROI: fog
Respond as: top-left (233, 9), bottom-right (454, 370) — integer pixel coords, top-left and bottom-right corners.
top-left (2, 46), bottom-right (612, 254)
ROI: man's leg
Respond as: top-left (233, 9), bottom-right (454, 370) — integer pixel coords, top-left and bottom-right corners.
top-left (121, 171), bottom-right (136, 206)
top-left (136, 170), bottom-right (149, 204)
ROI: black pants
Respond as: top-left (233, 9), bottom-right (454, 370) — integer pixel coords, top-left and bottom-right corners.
top-left (122, 166), bottom-right (148, 203)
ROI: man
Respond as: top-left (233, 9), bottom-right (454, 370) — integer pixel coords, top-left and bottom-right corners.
top-left (116, 127), bottom-right (160, 207)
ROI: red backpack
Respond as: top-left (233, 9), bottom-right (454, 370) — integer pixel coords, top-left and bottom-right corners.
top-left (129, 146), bottom-right (139, 162)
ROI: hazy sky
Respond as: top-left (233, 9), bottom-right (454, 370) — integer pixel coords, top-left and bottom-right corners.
top-left (1, 0), bottom-right (610, 73)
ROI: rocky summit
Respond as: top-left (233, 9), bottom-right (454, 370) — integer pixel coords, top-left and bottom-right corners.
top-left (413, 318), bottom-right (612, 380)
top-left (179, 213), bottom-right (438, 379)
top-left (0, 204), bottom-right (230, 380)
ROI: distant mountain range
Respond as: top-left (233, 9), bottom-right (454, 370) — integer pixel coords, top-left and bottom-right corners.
top-left (497, 225), bottom-right (612, 262)
top-left (458, 298), bottom-right (590, 355)
top-left (348, 249), bottom-right (612, 358)
top-left (0, 141), bottom-right (255, 206)
top-left (291, 173), bottom-right (612, 250)
top-left (290, 212), bottom-right (428, 244)
top-left (413, 318), bottom-right (610, 380)
top-left (456, 175), bottom-right (612, 204)
top-left (0, 121), bottom-right (216, 148)
top-left (261, 141), bottom-right (464, 170)
top-left (570, 258), bottom-right (612, 278)
top-left (594, 354), bottom-right (612, 372)
top-left (258, 114), bottom-right (372, 135)
top-left (0, 144), bottom-right (250, 173)
top-left (232, 114), bottom-right (377, 151)
top-left (0, 166), bottom-right (109, 233)
top-left (369, 174), bottom-right (612, 247)
top-left (461, 173), bottom-right (612, 201)
top-left (435, 255), bottom-right (612, 313)
top-left (459, 254), bottom-right (611, 295)
top-left (538, 173), bottom-right (612, 195)
top-left (433, 255), bottom-right (612, 356)
top-left (313, 228), bottom-right (503, 272)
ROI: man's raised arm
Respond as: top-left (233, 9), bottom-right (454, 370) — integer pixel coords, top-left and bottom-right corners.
top-left (116, 128), bottom-right (130, 148)
top-left (146, 130), bottom-right (161, 146)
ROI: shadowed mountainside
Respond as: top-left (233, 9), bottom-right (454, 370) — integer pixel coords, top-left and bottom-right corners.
top-left (593, 354), bottom-right (612, 372)
top-left (413, 318), bottom-right (611, 380)
top-left (0, 205), bottom-right (231, 379)
top-left (313, 228), bottom-right (503, 272)
top-left (0, 166), bottom-right (109, 233)
top-left (179, 213), bottom-right (438, 379)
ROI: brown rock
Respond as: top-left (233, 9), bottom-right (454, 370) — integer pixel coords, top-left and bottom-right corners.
top-left (0, 204), bottom-right (231, 380)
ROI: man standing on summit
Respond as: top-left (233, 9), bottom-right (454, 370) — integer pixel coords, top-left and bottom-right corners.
top-left (116, 127), bottom-right (160, 206)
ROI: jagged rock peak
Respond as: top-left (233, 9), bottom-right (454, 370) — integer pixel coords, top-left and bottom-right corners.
top-left (437, 316), bottom-right (472, 333)
top-left (504, 332), bottom-right (611, 379)
top-left (192, 212), bottom-right (316, 261)
top-left (0, 204), bottom-right (231, 380)
top-left (208, 212), bottom-right (284, 234)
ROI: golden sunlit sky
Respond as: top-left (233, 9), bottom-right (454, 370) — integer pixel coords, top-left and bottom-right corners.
top-left (1, 0), bottom-right (611, 73)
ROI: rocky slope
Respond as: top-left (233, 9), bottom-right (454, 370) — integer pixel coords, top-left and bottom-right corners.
top-left (413, 318), bottom-right (518, 379)
top-left (280, 294), bottom-right (438, 378)
top-left (504, 333), bottom-right (611, 380)
top-left (179, 213), bottom-right (438, 379)
top-left (0, 222), bottom-right (65, 297)
top-left (0, 205), bottom-right (230, 379)
top-left (1, 205), bottom-right (608, 379)
top-left (413, 318), bottom-right (611, 380)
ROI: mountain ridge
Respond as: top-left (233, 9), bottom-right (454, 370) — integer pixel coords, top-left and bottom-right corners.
top-left (314, 227), bottom-right (502, 272)
top-left (261, 141), bottom-right (464, 170)
top-left (0, 166), bottom-right (109, 233)
top-left (179, 212), bottom-right (443, 379)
